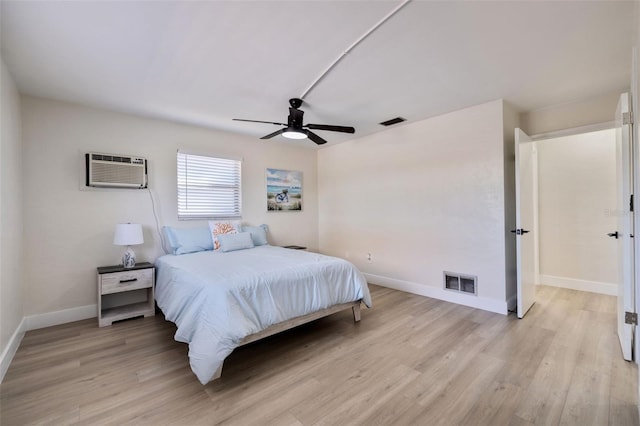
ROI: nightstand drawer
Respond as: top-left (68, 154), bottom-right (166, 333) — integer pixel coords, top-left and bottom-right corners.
top-left (101, 268), bottom-right (153, 295)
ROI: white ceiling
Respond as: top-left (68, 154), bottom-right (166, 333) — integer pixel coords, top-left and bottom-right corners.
top-left (0, 1), bottom-right (635, 147)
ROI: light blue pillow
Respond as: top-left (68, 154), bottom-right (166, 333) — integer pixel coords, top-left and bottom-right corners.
top-left (241, 224), bottom-right (269, 246)
top-left (217, 232), bottom-right (255, 252)
top-left (163, 226), bottom-right (213, 255)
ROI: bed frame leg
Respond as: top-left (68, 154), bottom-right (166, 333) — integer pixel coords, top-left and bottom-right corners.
top-left (352, 303), bottom-right (361, 322)
top-left (213, 363), bottom-right (223, 380)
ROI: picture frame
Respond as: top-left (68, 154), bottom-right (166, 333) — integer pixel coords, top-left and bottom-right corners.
top-left (266, 168), bottom-right (302, 212)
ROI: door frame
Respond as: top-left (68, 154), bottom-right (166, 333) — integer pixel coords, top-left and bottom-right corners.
top-left (524, 124), bottom-right (619, 296)
top-left (528, 117), bottom-right (635, 362)
top-left (521, 123), bottom-right (617, 298)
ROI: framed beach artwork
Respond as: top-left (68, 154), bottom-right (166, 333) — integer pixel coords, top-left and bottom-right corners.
top-left (266, 168), bottom-right (302, 211)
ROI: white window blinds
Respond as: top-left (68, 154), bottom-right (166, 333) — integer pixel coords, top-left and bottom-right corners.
top-left (177, 152), bottom-right (242, 220)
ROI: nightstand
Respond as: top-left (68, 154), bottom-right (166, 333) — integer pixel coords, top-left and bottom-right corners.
top-left (97, 262), bottom-right (155, 327)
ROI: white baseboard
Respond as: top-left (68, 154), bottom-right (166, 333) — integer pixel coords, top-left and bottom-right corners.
top-left (25, 304), bottom-right (97, 331)
top-left (0, 317), bottom-right (26, 383)
top-left (363, 273), bottom-right (508, 315)
top-left (539, 274), bottom-right (617, 296)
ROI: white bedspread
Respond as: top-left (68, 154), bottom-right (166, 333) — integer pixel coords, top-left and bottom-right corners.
top-left (155, 245), bottom-right (371, 384)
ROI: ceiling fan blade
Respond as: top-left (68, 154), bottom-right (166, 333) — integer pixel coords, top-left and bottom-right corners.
top-left (306, 124), bottom-right (355, 134)
top-left (233, 118), bottom-right (286, 126)
top-left (306, 131), bottom-right (327, 145)
top-left (260, 129), bottom-right (285, 139)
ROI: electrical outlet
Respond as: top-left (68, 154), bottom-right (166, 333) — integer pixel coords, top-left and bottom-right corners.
top-left (367, 252), bottom-right (372, 263)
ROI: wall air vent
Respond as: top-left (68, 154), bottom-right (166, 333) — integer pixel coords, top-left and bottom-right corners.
top-left (444, 271), bottom-right (477, 296)
top-left (86, 152), bottom-right (147, 189)
top-left (379, 117), bottom-right (406, 126)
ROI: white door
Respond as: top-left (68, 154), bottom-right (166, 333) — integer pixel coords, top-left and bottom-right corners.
top-left (515, 128), bottom-right (536, 318)
top-left (615, 92), bottom-right (634, 361)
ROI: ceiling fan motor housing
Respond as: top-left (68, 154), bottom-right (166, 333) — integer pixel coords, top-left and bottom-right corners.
top-left (288, 107), bottom-right (305, 128)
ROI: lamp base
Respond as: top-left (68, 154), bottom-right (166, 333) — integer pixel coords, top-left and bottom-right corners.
top-left (122, 246), bottom-right (136, 269)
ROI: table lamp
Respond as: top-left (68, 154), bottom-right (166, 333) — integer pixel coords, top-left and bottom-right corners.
top-left (113, 223), bottom-right (144, 268)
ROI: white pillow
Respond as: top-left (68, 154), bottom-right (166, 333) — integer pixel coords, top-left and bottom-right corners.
top-left (217, 232), bottom-right (255, 252)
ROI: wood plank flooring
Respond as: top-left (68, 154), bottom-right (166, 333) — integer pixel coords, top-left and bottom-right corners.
top-left (1, 285), bottom-right (638, 425)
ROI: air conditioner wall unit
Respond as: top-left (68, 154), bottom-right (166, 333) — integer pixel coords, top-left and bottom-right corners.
top-left (86, 152), bottom-right (148, 189)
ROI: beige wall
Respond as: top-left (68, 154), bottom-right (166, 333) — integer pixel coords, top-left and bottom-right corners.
top-left (0, 59), bottom-right (24, 355)
top-left (21, 96), bottom-right (319, 317)
top-left (520, 91), bottom-right (621, 136)
top-left (537, 129), bottom-right (618, 288)
top-left (318, 100), bottom-right (509, 311)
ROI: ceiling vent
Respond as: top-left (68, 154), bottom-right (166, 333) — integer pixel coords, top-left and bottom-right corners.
top-left (379, 117), bottom-right (406, 127)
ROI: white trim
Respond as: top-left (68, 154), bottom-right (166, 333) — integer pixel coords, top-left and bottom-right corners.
top-left (363, 273), bottom-right (508, 315)
top-left (539, 274), bottom-right (617, 296)
top-left (25, 304), bottom-right (96, 331)
top-left (0, 318), bottom-right (26, 383)
top-left (531, 121), bottom-right (616, 141)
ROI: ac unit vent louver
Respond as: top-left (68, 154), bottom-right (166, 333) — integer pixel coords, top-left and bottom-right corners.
top-left (86, 152), bottom-right (147, 189)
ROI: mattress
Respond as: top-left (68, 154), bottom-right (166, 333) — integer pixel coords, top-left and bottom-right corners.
top-left (155, 245), bottom-right (371, 384)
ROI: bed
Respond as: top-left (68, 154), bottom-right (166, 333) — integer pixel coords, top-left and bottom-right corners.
top-left (155, 245), bottom-right (372, 384)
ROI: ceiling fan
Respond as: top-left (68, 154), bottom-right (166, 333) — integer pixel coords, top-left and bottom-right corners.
top-left (233, 98), bottom-right (355, 145)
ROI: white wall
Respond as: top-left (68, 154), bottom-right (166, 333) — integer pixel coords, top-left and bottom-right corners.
top-left (0, 58), bottom-right (24, 377)
top-left (318, 100), bottom-right (509, 314)
top-left (537, 129), bottom-right (618, 294)
top-left (520, 91), bottom-right (620, 136)
top-left (21, 96), bottom-right (318, 318)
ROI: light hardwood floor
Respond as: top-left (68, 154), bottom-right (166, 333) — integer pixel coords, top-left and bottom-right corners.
top-left (1, 285), bottom-right (638, 425)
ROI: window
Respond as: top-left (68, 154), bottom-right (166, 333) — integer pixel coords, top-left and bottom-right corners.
top-left (177, 151), bottom-right (241, 220)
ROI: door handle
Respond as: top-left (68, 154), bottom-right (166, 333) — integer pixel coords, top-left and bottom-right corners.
top-left (510, 229), bottom-right (531, 235)
top-left (608, 231), bottom-right (620, 239)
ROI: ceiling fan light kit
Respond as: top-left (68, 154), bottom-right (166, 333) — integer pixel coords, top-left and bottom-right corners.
top-left (282, 128), bottom-right (308, 140)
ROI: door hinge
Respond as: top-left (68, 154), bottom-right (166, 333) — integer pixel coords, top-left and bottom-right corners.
top-left (630, 194), bottom-right (634, 212)
top-left (622, 112), bottom-right (633, 125)
top-left (625, 311), bottom-right (638, 325)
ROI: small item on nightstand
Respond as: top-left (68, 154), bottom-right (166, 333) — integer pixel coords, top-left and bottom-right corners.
top-left (113, 223), bottom-right (144, 268)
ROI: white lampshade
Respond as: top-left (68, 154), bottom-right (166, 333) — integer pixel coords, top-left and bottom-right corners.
top-left (113, 223), bottom-right (144, 246)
